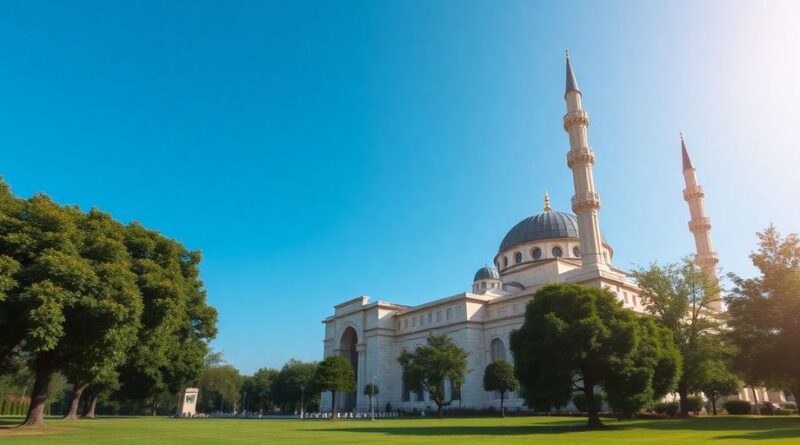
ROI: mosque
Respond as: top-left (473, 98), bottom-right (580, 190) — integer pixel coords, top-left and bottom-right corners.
top-left (319, 54), bottom-right (762, 413)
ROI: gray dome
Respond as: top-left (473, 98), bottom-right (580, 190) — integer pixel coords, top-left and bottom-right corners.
top-left (499, 211), bottom-right (580, 252)
top-left (474, 266), bottom-right (500, 282)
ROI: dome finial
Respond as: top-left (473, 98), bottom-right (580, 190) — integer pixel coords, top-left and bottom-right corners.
top-left (543, 190), bottom-right (552, 212)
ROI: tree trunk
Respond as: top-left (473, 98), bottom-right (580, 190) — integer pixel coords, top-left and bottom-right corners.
top-left (678, 383), bottom-right (690, 418)
top-left (750, 387), bottom-right (760, 414)
top-left (368, 395), bottom-right (372, 413)
top-left (710, 394), bottom-right (717, 415)
top-left (437, 403), bottom-right (443, 419)
top-left (83, 394), bottom-right (98, 418)
top-left (330, 391), bottom-right (337, 420)
top-left (151, 398), bottom-right (157, 416)
top-left (63, 381), bottom-right (88, 420)
top-left (500, 391), bottom-right (505, 418)
top-left (21, 358), bottom-right (55, 427)
top-left (583, 374), bottom-right (603, 429)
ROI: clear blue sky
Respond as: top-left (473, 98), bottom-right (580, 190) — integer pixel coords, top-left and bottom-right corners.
top-left (2, 1), bottom-right (799, 374)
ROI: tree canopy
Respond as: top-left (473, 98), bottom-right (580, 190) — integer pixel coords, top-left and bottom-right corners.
top-left (398, 334), bottom-right (469, 419)
top-left (483, 360), bottom-right (519, 417)
top-left (0, 179), bottom-right (217, 426)
top-left (509, 284), bottom-right (680, 428)
top-left (727, 226), bottom-right (800, 401)
top-left (313, 355), bottom-right (354, 418)
top-left (633, 259), bottom-right (722, 417)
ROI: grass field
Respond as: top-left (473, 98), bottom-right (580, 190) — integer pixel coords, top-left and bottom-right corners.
top-left (1, 415), bottom-right (799, 444)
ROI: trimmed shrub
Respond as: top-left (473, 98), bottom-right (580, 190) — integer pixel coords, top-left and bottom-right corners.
top-left (572, 392), bottom-right (604, 412)
top-left (779, 402), bottom-right (797, 412)
top-left (653, 401), bottom-right (680, 417)
top-left (687, 396), bottom-right (704, 414)
top-left (760, 402), bottom-right (777, 415)
top-left (724, 400), bottom-right (752, 415)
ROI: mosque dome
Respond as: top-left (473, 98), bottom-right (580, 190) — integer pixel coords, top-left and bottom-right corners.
top-left (473, 266), bottom-right (500, 282)
top-left (498, 210), bottom-right (580, 252)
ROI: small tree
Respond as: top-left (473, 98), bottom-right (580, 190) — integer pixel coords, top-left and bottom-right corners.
top-left (398, 334), bottom-right (469, 419)
top-left (363, 383), bottom-right (379, 414)
top-left (699, 366), bottom-right (740, 415)
top-left (313, 356), bottom-right (354, 419)
top-left (483, 360), bottom-right (519, 417)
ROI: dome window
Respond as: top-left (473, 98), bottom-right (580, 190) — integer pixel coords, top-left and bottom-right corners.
top-left (573, 246), bottom-right (581, 257)
top-left (531, 247), bottom-right (542, 260)
top-left (552, 246), bottom-right (563, 257)
top-left (503, 256), bottom-right (508, 267)
top-left (514, 252), bottom-right (522, 264)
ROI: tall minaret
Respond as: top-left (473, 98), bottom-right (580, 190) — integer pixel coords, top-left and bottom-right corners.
top-left (681, 134), bottom-right (722, 310)
top-left (563, 51), bottom-right (607, 271)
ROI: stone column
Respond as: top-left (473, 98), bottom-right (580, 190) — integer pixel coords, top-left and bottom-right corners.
top-left (356, 342), bottom-right (367, 411)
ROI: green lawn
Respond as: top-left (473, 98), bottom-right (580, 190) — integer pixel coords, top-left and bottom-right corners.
top-left (1, 415), bottom-right (799, 444)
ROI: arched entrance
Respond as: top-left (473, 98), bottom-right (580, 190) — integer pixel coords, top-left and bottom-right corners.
top-left (339, 327), bottom-right (358, 411)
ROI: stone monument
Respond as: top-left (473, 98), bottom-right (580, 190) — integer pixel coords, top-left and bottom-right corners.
top-left (179, 388), bottom-right (199, 416)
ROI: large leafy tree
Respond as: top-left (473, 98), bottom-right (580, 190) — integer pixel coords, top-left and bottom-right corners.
top-left (271, 359), bottom-right (318, 412)
top-left (0, 189), bottom-right (144, 427)
top-left (483, 360), bottom-right (519, 417)
top-left (313, 355), bottom-right (354, 419)
top-left (510, 284), bottom-right (680, 428)
top-left (115, 222), bottom-right (217, 416)
top-left (727, 226), bottom-right (800, 401)
top-left (633, 259), bottom-right (724, 418)
top-left (398, 334), bottom-right (469, 419)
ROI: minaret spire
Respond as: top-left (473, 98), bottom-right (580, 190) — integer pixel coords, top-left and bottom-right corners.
top-left (563, 52), bottom-right (607, 270)
top-left (681, 134), bottom-right (722, 310)
top-left (565, 49), bottom-right (580, 96)
top-left (681, 132), bottom-right (694, 170)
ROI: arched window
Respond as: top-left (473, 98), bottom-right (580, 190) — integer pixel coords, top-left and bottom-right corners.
top-left (503, 256), bottom-right (508, 267)
top-left (514, 251), bottom-right (522, 264)
top-left (573, 246), bottom-right (581, 258)
top-left (490, 338), bottom-right (506, 362)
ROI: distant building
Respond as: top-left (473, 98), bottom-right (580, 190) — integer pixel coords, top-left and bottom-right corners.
top-left (320, 53), bottom-right (780, 413)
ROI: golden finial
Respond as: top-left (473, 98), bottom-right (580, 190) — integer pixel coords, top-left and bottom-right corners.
top-left (544, 190), bottom-right (552, 212)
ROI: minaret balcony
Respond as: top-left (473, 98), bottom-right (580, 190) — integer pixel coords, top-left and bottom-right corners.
top-left (567, 146), bottom-right (595, 168)
top-left (571, 192), bottom-right (601, 212)
top-left (562, 110), bottom-right (589, 130)
top-left (683, 186), bottom-right (704, 201)
top-left (696, 252), bottom-right (720, 266)
top-left (688, 217), bottom-right (712, 233)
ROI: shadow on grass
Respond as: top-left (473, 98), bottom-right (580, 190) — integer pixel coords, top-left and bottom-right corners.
top-left (312, 416), bottom-right (800, 439)
top-left (313, 423), bottom-right (603, 436)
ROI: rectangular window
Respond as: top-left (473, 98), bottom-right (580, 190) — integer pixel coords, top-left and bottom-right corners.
top-left (404, 319), bottom-right (409, 329)
top-left (419, 315), bottom-right (424, 326)
top-left (437, 311), bottom-right (442, 322)
top-left (428, 313), bottom-right (432, 324)
top-left (446, 308), bottom-right (452, 320)
top-left (416, 390), bottom-right (425, 402)
top-left (402, 379), bottom-right (410, 402)
top-left (623, 292), bottom-right (628, 304)
top-left (412, 317), bottom-right (416, 328)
